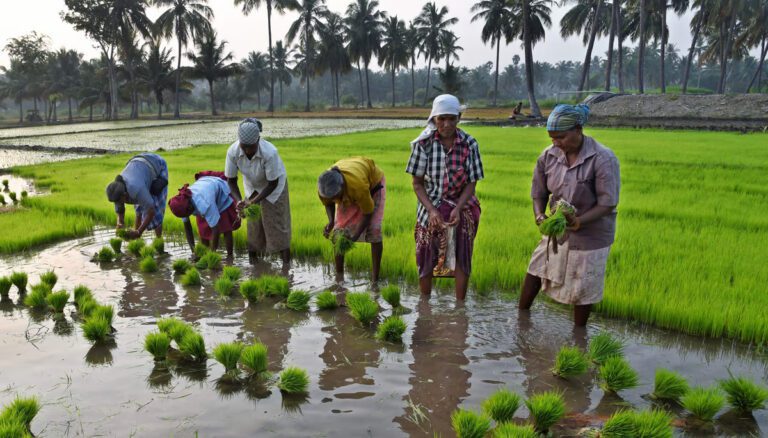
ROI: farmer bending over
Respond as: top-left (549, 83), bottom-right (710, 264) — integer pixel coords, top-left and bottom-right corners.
top-left (519, 104), bottom-right (620, 327)
top-left (318, 157), bottom-right (385, 283)
top-left (168, 172), bottom-right (241, 258)
top-left (105, 153), bottom-right (168, 239)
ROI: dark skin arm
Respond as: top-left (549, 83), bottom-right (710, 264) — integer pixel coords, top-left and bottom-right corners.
top-left (324, 203), bottom-right (336, 238)
top-left (209, 224), bottom-right (222, 251)
top-left (183, 220), bottom-right (196, 255)
top-left (412, 175), bottom-right (444, 229)
top-left (230, 177), bottom-right (278, 213)
top-left (447, 181), bottom-right (477, 226)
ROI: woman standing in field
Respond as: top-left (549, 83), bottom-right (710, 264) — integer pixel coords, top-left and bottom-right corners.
top-left (168, 172), bottom-right (241, 258)
top-left (317, 157), bottom-right (386, 283)
top-left (105, 153), bottom-right (168, 239)
top-left (519, 104), bottom-right (620, 326)
top-left (406, 94), bottom-right (484, 300)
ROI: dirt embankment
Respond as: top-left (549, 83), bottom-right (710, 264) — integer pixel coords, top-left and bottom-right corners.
top-left (590, 94), bottom-right (768, 131)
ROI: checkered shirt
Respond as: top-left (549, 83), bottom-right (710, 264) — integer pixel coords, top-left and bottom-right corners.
top-left (405, 129), bottom-right (484, 227)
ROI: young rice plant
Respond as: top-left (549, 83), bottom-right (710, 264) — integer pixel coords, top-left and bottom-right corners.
top-left (180, 268), bottom-right (201, 286)
top-left (0, 395), bottom-right (41, 430)
top-left (315, 290), bottom-right (338, 310)
top-left (126, 239), bottom-right (145, 256)
top-left (213, 342), bottom-right (244, 375)
top-left (239, 280), bottom-right (263, 305)
top-left (552, 346), bottom-right (590, 378)
top-left (109, 238), bottom-right (122, 253)
top-left (346, 292), bottom-right (378, 325)
top-left (214, 276), bottom-right (235, 298)
top-left (450, 409), bottom-right (491, 438)
top-left (240, 343), bottom-right (268, 376)
top-left (195, 252), bottom-right (221, 270)
top-left (222, 266), bottom-right (241, 282)
top-left (39, 270), bottom-right (57, 288)
top-left (681, 386), bottom-right (725, 421)
top-left (652, 369), bottom-right (690, 402)
top-left (172, 259), bottom-right (192, 274)
top-left (380, 284), bottom-right (401, 308)
top-left (152, 237), bottom-right (164, 253)
top-left (277, 366), bottom-right (309, 394)
top-left (286, 290), bottom-right (311, 311)
top-left (144, 331), bottom-right (171, 361)
top-left (178, 332), bottom-right (207, 362)
top-left (481, 388), bottom-right (521, 424)
top-left (139, 246), bottom-right (156, 259)
top-left (525, 390), bottom-right (566, 434)
top-left (492, 423), bottom-right (537, 438)
top-left (589, 332), bottom-right (625, 364)
top-left (140, 256), bottom-right (158, 273)
top-left (46, 290), bottom-right (69, 313)
top-left (10, 272), bottom-right (27, 292)
top-left (598, 357), bottom-right (640, 393)
top-left (253, 275), bottom-right (290, 298)
top-left (375, 315), bottom-right (406, 343)
top-left (718, 375), bottom-right (768, 413)
top-left (0, 277), bottom-right (11, 297)
top-left (96, 246), bottom-right (115, 263)
top-left (81, 316), bottom-right (111, 342)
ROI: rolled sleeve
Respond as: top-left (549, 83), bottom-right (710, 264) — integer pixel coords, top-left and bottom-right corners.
top-left (224, 147), bottom-right (239, 179)
top-left (595, 155), bottom-right (620, 207)
top-left (467, 140), bottom-right (484, 182)
top-left (405, 143), bottom-right (427, 177)
top-left (531, 154), bottom-right (550, 200)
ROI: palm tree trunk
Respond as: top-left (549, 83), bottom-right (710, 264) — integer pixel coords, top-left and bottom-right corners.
top-left (175, 38), bottom-right (182, 119)
top-left (638, 0), bottom-right (646, 93)
top-left (335, 71), bottom-right (341, 107)
top-left (357, 61), bottom-right (364, 107)
top-left (747, 38), bottom-right (767, 92)
top-left (682, 12), bottom-right (703, 93)
top-left (18, 99), bottom-right (22, 124)
top-left (158, 93), bottom-right (163, 119)
top-left (365, 59), bottom-right (373, 108)
top-left (391, 66), bottom-right (396, 107)
top-left (89, 104), bottom-right (93, 122)
top-left (578, 0), bottom-right (603, 92)
top-left (305, 56), bottom-right (311, 112)
top-left (605, 0), bottom-right (617, 91)
top-left (718, 12), bottom-right (738, 94)
top-left (68, 97), bottom-right (73, 122)
top-left (280, 80), bottom-right (284, 108)
top-left (423, 56), bottom-right (432, 106)
top-left (493, 33), bottom-right (501, 106)
top-left (209, 79), bottom-right (217, 116)
top-left (267, 1), bottom-right (275, 112)
top-left (257, 89), bottom-right (261, 110)
top-left (410, 57), bottom-right (415, 106)
top-left (660, 3), bottom-right (667, 93)
top-left (523, 0), bottom-right (542, 117)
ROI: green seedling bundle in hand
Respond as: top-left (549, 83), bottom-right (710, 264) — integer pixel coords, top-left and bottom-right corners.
top-left (332, 230), bottom-right (355, 256)
top-left (538, 200), bottom-right (576, 255)
top-left (244, 203), bottom-right (262, 221)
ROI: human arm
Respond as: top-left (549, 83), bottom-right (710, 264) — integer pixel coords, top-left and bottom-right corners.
top-left (323, 202), bottom-right (336, 238)
top-left (125, 208), bottom-right (156, 239)
top-left (209, 224), bottom-right (221, 251)
top-left (446, 181), bottom-right (477, 226)
top-left (183, 219), bottom-right (196, 255)
top-left (412, 175), bottom-right (444, 229)
top-left (570, 153), bottom-right (620, 230)
top-left (247, 179), bottom-right (278, 204)
top-left (531, 152), bottom-right (551, 225)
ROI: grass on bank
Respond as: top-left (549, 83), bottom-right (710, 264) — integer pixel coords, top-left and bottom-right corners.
top-left (3, 127), bottom-right (768, 344)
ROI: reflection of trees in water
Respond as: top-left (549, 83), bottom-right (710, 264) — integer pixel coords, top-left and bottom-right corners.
top-left (84, 340), bottom-right (117, 366)
top-left (318, 310), bottom-right (381, 392)
top-left (394, 296), bottom-right (470, 437)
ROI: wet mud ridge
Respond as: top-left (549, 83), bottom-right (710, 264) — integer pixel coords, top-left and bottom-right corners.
top-left (0, 144), bottom-right (115, 155)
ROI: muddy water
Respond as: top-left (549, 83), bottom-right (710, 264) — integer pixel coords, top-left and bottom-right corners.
top-left (0, 149), bottom-right (94, 169)
top-left (0, 229), bottom-right (766, 437)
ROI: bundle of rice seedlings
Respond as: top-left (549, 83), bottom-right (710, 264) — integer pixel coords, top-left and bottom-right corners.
top-left (96, 246), bottom-right (116, 263)
top-left (116, 228), bottom-right (129, 239)
top-left (244, 203), bottom-right (262, 221)
top-left (0, 277), bottom-right (11, 297)
top-left (20, 191), bottom-right (28, 198)
top-left (109, 238), bottom-right (123, 254)
top-left (194, 243), bottom-right (210, 258)
top-left (151, 237), bottom-right (165, 254)
top-left (599, 357), bottom-right (640, 393)
top-left (46, 291), bottom-right (69, 313)
top-left (240, 343), bottom-right (268, 376)
top-left (632, 409), bottom-right (673, 438)
top-left (0, 179), bottom-right (7, 190)
top-left (81, 316), bottom-right (111, 342)
top-left (222, 266), bottom-right (241, 282)
top-left (180, 268), bottom-right (201, 286)
top-left (0, 395), bottom-right (40, 429)
top-left (538, 200), bottom-right (576, 238)
top-left (380, 284), bottom-right (401, 308)
top-left (277, 366), bottom-right (309, 394)
top-left (286, 290), bottom-right (311, 311)
top-left (39, 270), bottom-right (57, 288)
top-left (450, 409), bottom-right (491, 438)
top-left (375, 315), bottom-right (406, 343)
top-left (588, 332), bottom-right (625, 364)
top-left (172, 259), bottom-right (192, 273)
top-left (195, 251), bottom-right (222, 270)
top-left (0, 417), bottom-right (28, 437)
top-left (652, 369), bottom-right (690, 402)
top-left (492, 423), bottom-right (537, 438)
top-left (346, 292), bottom-right (378, 325)
top-left (239, 280), bottom-right (263, 305)
top-left (315, 290), bottom-right (338, 310)
top-left (23, 285), bottom-right (51, 309)
top-left (332, 230), bottom-right (355, 256)
top-left (600, 410), bottom-right (636, 437)
top-left (157, 318), bottom-right (192, 344)
top-left (126, 239), bottom-right (146, 256)
top-left (77, 299), bottom-right (98, 318)
top-left (481, 388), bottom-right (521, 423)
top-left (552, 346), bottom-right (590, 378)
top-left (214, 276), bottom-right (235, 298)
top-left (525, 390), bottom-right (566, 434)
top-left (681, 386), bottom-right (725, 421)
top-left (73, 285), bottom-right (93, 306)
top-left (144, 331), bottom-right (171, 361)
top-left (10, 272), bottom-right (28, 292)
top-left (254, 275), bottom-right (290, 298)
top-left (213, 342), bottom-right (244, 375)
top-left (140, 256), bottom-right (158, 273)
top-left (8, 192), bottom-right (17, 204)
top-left (178, 331), bottom-right (207, 362)
top-left (718, 375), bottom-right (768, 413)
top-left (139, 246), bottom-right (156, 259)
top-left (92, 304), bottom-right (114, 326)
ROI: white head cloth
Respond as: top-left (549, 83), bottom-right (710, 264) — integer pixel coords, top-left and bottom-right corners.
top-left (238, 118), bottom-right (261, 145)
top-left (411, 94), bottom-right (466, 145)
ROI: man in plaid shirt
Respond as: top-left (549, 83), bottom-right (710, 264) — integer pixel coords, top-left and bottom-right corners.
top-left (406, 94), bottom-right (484, 300)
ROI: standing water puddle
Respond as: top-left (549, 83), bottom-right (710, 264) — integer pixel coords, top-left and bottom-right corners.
top-left (0, 229), bottom-right (766, 437)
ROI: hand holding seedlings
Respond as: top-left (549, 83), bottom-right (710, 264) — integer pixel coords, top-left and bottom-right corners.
top-left (124, 229), bottom-right (142, 240)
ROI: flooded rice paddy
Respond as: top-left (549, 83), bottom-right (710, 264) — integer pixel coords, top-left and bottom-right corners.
top-left (0, 228), bottom-right (766, 437)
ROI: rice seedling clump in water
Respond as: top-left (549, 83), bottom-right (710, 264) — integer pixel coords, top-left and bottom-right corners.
top-left (450, 409), bottom-right (491, 438)
top-left (140, 256), bottom-right (158, 273)
top-left (481, 388), bottom-right (521, 423)
top-left (286, 290), bottom-right (311, 311)
top-left (598, 357), bottom-right (639, 393)
top-left (139, 246), bottom-right (156, 259)
top-left (718, 375), bottom-right (768, 412)
top-left (214, 276), bottom-right (235, 298)
top-left (1, 395), bottom-right (40, 429)
top-left (126, 239), bottom-right (145, 256)
top-left (240, 343), bottom-right (268, 376)
top-left (73, 285), bottom-right (93, 306)
top-left (179, 332), bottom-right (207, 362)
top-left (213, 342), bottom-right (244, 374)
top-left (552, 346), bottom-right (590, 378)
top-left (380, 284), bottom-right (400, 308)
top-left (144, 331), bottom-right (171, 361)
top-left (157, 318), bottom-right (192, 344)
top-left (10, 272), bottom-right (27, 292)
top-left (681, 386), bottom-right (725, 421)
top-left (254, 275), bottom-right (290, 297)
top-left (194, 243), bottom-right (209, 258)
top-left (46, 291), bottom-right (69, 313)
top-left (81, 316), bottom-right (111, 342)
top-left (77, 299), bottom-right (98, 318)
top-left (492, 423), bottom-right (537, 438)
top-left (525, 390), bottom-right (566, 433)
top-left (239, 280), bottom-right (263, 304)
top-left (332, 230), bottom-right (355, 256)
top-left (601, 410), bottom-right (636, 437)
top-left (222, 266), bottom-right (241, 281)
top-left (278, 366), bottom-right (309, 394)
top-left (652, 369), bottom-right (689, 401)
top-left (375, 315), bottom-right (406, 343)
top-left (346, 292), bottom-right (378, 325)
top-left (588, 332), bottom-right (625, 364)
top-left (96, 246), bottom-right (115, 262)
top-left (315, 290), bottom-right (338, 310)
top-left (109, 238), bottom-right (122, 253)
top-left (0, 417), bottom-right (29, 437)
top-left (195, 252), bottom-right (222, 270)
top-left (23, 285), bottom-right (51, 309)
top-left (180, 268), bottom-right (201, 286)
top-left (172, 259), bottom-right (192, 273)
top-left (39, 270), bottom-right (57, 288)
top-left (0, 277), bottom-right (11, 297)
top-left (632, 409), bottom-right (673, 438)
top-left (152, 237), bottom-right (164, 253)
top-left (92, 304), bottom-right (114, 325)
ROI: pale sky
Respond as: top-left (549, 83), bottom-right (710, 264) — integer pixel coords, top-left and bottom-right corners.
top-left (0, 0), bottom-right (739, 71)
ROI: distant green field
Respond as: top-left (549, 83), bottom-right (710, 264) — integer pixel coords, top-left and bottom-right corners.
top-left (3, 126), bottom-right (768, 344)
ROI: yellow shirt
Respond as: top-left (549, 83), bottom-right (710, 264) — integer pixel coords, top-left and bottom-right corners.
top-left (319, 157), bottom-right (384, 214)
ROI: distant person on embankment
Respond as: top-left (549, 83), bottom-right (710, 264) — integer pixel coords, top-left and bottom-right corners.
top-left (519, 104), bottom-right (621, 326)
top-left (168, 172), bottom-right (241, 258)
top-left (105, 153), bottom-right (168, 240)
top-left (225, 118), bottom-right (291, 268)
top-left (318, 157), bottom-right (386, 283)
top-left (406, 94), bottom-right (484, 301)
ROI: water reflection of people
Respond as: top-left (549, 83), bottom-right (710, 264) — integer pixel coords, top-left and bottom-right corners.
top-left (318, 308), bottom-right (380, 392)
top-left (118, 264), bottom-right (178, 318)
top-left (395, 296), bottom-right (470, 437)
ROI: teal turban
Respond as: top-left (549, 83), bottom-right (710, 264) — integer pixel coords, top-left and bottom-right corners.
top-left (546, 104), bottom-right (590, 131)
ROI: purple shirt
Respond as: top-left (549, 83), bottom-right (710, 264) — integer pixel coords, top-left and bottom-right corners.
top-left (531, 136), bottom-right (620, 250)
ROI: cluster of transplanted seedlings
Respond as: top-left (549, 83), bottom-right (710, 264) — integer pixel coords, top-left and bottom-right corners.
top-left (0, 394), bottom-right (41, 437)
top-left (93, 234), bottom-right (166, 271)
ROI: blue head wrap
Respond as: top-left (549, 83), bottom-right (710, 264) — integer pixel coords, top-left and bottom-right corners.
top-left (546, 104), bottom-right (590, 131)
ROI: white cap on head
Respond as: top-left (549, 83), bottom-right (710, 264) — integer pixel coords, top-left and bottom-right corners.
top-left (427, 94), bottom-right (465, 123)
top-left (238, 118), bottom-right (261, 145)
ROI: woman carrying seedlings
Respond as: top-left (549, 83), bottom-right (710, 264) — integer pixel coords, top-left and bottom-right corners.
top-left (168, 173), bottom-right (241, 258)
top-left (406, 94), bottom-right (484, 300)
top-left (225, 118), bottom-right (291, 267)
top-left (519, 104), bottom-right (620, 326)
top-left (105, 153), bottom-right (168, 239)
top-left (317, 157), bottom-right (385, 283)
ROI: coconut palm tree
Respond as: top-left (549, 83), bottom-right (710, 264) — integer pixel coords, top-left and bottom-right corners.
top-left (699, 0), bottom-right (746, 93)
top-left (242, 51), bottom-right (270, 109)
top-left (738, 0), bottom-right (768, 92)
top-left (510, 0), bottom-right (553, 117)
top-left (285, 0), bottom-right (330, 111)
top-left (153, 0), bottom-right (213, 118)
top-left (637, 0), bottom-right (648, 92)
top-left (471, 0), bottom-right (516, 106)
top-left (345, 0), bottom-right (385, 108)
top-left (438, 31), bottom-right (463, 71)
top-left (656, 0), bottom-right (689, 93)
top-left (0, 61), bottom-right (30, 124)
top-left (77, 57), bottom-right (110, 122)
top-left (406, 21), bottom-right (421, 106)
top-left (233, 0), bottom-right (299, 112)
top-left (141, 36), bottom-right (176, 119)
top-left (561, 0), bottom-right (612, 91)
top-left (681, 0), bottom-right (710, 93)
top-left (272, 41), bottom-right (294, 108)
top-left (379, 16), bottom-right (409, 107)
top-left (47, 48), bottom-right (83, 122)
top-left (414, 2), bottom-right (458, 106)
top-left (186, 29), bottom-right (243, 115)
top-left (318, 12), bottom-right (351, 107)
